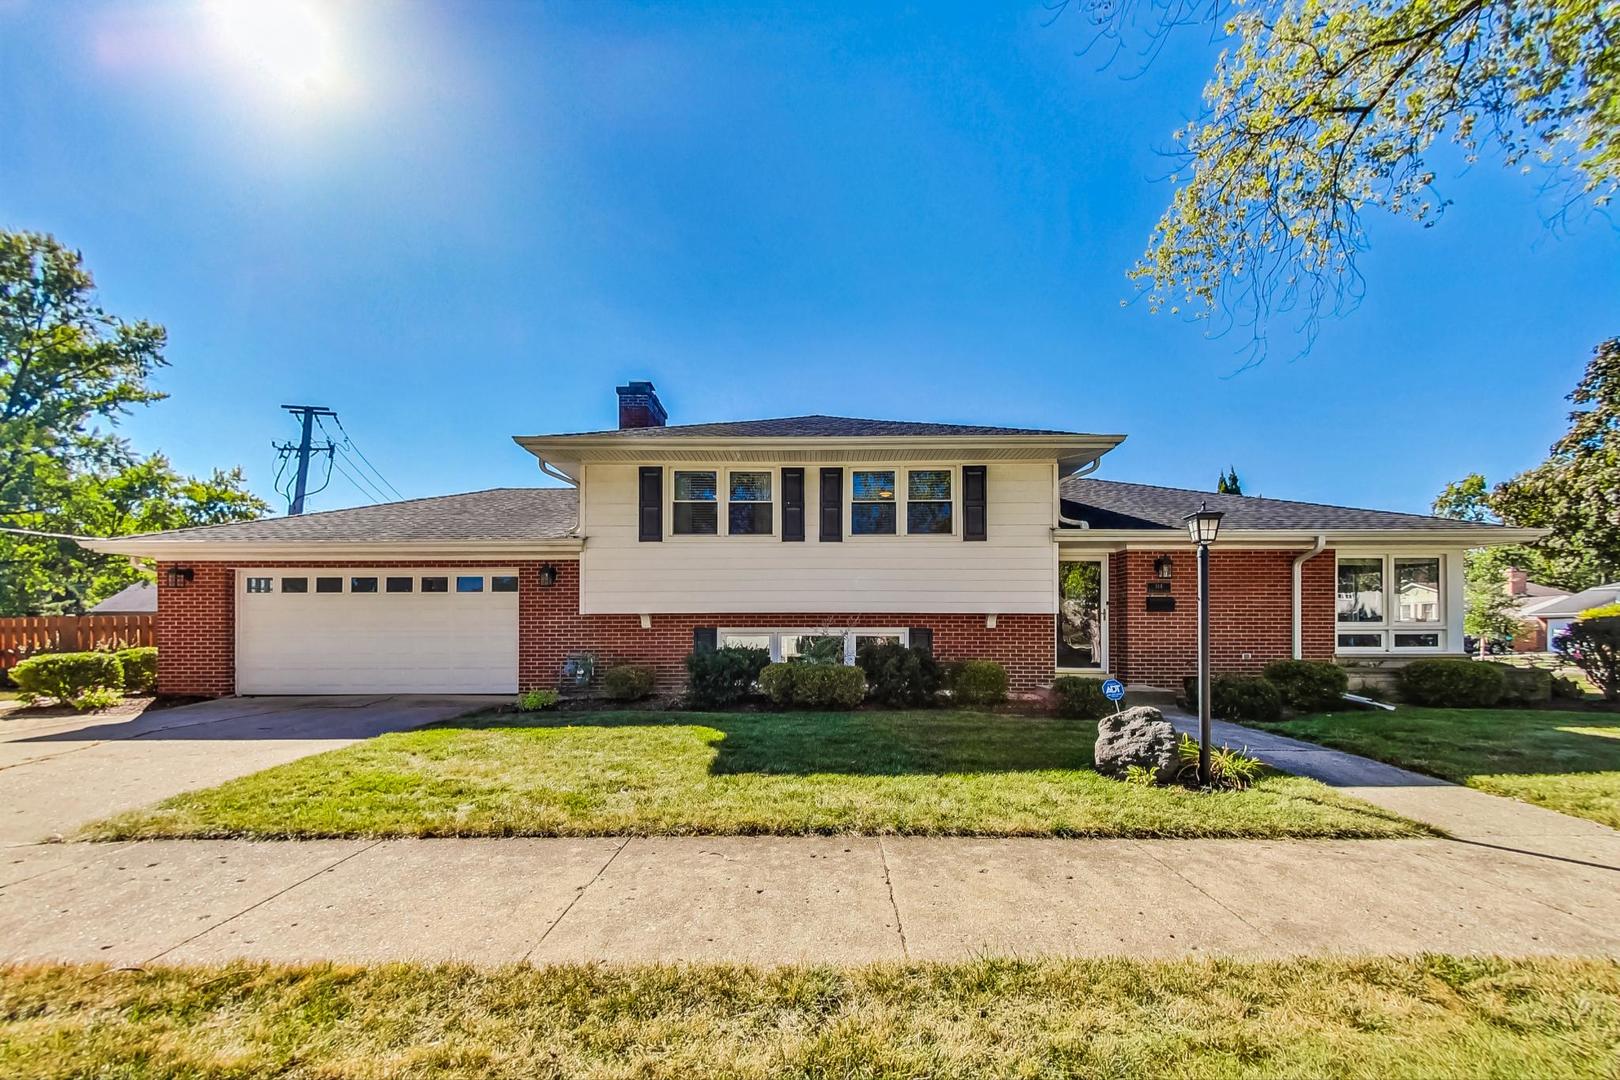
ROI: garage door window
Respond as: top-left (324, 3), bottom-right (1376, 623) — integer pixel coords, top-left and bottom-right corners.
top-left (491, 575), bottom-right (518, 592)
top-left (386, 577), bottom-right (413, 593)
top-left (281, 577), bottom-right (308, 593)
top-left (246, 577), bottom-right (273, 594)
top-left (351, 576), bottom-right (378, 593)
top-left (422, 577), bottom-right (448, 593)
top-left (456, 576), bottom-right (484, 592)
top-left (316, 577), bottom-right (343, 593)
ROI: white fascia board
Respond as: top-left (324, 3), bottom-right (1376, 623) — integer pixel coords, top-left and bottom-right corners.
top-left (1054, 526), bottom-right (1549, 549)
top-left (76, 538), bottom-right (584, 561)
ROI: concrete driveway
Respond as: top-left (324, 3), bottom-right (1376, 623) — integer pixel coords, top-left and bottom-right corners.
top-left (0, 696), bottom-right (496, 844)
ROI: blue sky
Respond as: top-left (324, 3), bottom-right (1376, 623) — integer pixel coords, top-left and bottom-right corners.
top-left (2, 1), bottom-right (1615, 517)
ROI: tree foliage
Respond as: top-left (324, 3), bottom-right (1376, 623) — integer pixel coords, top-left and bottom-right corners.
top-left (1083, 0), bottom-right (1619, 351)
top-left (1216, 465), bottom-right (1243, 493)
top-left (0, 231), bottom-right (267, 614)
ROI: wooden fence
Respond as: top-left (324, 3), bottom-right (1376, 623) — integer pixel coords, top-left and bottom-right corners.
top-left (0, 615), bottom-right (156, 670)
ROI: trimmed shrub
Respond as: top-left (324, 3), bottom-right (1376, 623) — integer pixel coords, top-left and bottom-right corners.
top-left (601, 664), bottom-right (656, 702)
top-left (1551, 674), bottom-right (1586, 700)
top-left (685, 646), bottom-right (770, 708)
top-left (758, 663), bottom-right (798, 707)
top-left (517, 688), bottom-right (559, 712)
top-left (856, 642), bottom-right (941, 707)
top-left (1051, 676), bottom-right (1110, 720)
top-left (115, 647), bottom-right (158, 694)
top-left (1563, 615), bottom-right (1620, 702)
top-left (790, 664), bottom-right (867, 709)
top-left (11, 651), bottom-right (124, 711)
top-left (1182, 674), bottom-right (1284, 723)
top-left (1487, 663), bottom-right (1552, 705)
top-left (1260, 659), bottom-right (1348, 712)
top-left (952, 660), bottom-right (1008, 707)
top-left (1395, 658), bottom-right (1507, 708)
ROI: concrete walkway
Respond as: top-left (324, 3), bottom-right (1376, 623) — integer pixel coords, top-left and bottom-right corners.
top-left (0, 696), bottom-right (497, 844)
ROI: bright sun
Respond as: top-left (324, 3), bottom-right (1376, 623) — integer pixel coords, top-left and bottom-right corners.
top-left (203, 0), bottom-right (348, 106)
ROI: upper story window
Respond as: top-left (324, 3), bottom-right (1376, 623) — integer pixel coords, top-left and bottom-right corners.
top-left (851, 470), bottom-right (897, 535)
top-left (673, 470), bottom-right (718, 535)
top-left (1336, 553), bottom-right (1446, 652)
top-left (728, 471), bottom-right (773, 535)
top-left (906, 470), bottom-right (952, 534)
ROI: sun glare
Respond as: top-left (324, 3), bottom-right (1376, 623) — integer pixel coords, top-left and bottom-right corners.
top-left (203, 0), bottom-right (350, 107)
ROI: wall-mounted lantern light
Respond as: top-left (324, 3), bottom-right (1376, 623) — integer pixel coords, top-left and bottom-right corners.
top-left (1154, 555), bottom-right (1174, 580)
top-left (165, 566), bottom-right (195, 589)
top-left (538, 564), bottom-right (559, 588)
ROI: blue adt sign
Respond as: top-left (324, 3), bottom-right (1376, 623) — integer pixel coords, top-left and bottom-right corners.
top-left (1101, 679), bottom-right (1125, 702)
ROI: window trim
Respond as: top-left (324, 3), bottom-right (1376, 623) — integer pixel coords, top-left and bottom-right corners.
top-left (1334, 552), bottom-right (1449, 654)
top-left (842, 463), bottom-right (961, 541)
top-left (664, 466), bottom-right (781, 539)
top-left (669, 468), bottom-right (722, 538)
top-left (718, 627), bottom-right (910, 665)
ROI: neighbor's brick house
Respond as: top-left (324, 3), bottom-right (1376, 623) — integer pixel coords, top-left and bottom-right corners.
top-left (93, 382), bottom-right (1538, 698)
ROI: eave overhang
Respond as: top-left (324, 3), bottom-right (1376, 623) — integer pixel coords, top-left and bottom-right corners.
top-left (76, 538), bottom-right (585, 562)
top-left (515, 433), bottom-right (1127, 477)
top-left (1053, 526), bottom-right (1549, 550)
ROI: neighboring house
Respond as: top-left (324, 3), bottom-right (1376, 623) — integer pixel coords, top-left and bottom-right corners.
top-left (1517, 580), bottom-right (1620, 651)
top-left (80, 382), bottom-right (1541, 697)
top-left (88, 581), bottom-right (157, 614)
top-left (1505, 568), bottom-right (1571, 652)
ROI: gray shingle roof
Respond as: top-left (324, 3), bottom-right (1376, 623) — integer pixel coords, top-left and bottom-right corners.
top-left (122, 488), bottom-right (579, 543)
top-left (1517, 584), bottom-right (1620, 618)
top-left (1060, 478), bottom-right (1504, 532)
top-left (537, 415), bottom-right (1093, 439)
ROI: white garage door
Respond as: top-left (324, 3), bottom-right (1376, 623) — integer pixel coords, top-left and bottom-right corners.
top-left (235, 569), bottom-right (519, 694)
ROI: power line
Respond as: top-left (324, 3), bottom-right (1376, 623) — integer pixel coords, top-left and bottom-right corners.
top-left (323, 415), bottom-right (405, 501)
top-left (330, 451), bottom-right (386, 504)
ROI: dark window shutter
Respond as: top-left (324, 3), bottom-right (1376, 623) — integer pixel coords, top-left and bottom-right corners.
top-left (638, 467), bottom-right (663, 542)
top-left (693, 627), bottom-right (718, 653)
top-left (963, 465), bottom-right (987, 541)
top-left (908, 627), bottom-right (933, 657)
top-left (819, 468), bottom-right (843, 542)
top-left (781, 468), bottom-right (805, 541)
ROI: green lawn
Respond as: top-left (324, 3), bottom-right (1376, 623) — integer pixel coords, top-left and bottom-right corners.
top-left (3, 957), bottom-right (1617, 1078)
top-left (1275, 707), bottom-right (1620, 829)
top-left (84, 710), bottom-right (1425, 840)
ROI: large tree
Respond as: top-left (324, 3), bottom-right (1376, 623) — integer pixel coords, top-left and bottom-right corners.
top-left (1073, 0), bottom-right (1618, 350)
top-left (0, 231), bottom-right (266, 614)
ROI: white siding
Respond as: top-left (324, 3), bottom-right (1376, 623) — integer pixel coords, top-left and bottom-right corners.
top-left (579, 462), bottom-right (1058, 614)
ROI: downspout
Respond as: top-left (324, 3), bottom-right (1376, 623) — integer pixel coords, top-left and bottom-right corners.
top-left (534, 454), bottom-right (581, 536)
top-left (1057, 455), bottom-right (1103, 528)
top-left (1291, 534), bottom-right (1328, 659)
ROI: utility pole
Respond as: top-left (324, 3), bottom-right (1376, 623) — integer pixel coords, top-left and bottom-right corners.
top-left (275, 405), bottom-right (337, 515)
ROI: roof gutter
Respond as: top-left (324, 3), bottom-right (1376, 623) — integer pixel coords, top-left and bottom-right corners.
top-left (74, 537), bottom-right (586, 561)
top-left (532, 452), bottom-right (581, 536)
top-left (1292, 534), bottom-right (1328, 660)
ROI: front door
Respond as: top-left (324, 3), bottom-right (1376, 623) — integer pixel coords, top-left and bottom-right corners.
top-left (1057, 558), bottom-right (1107, 672)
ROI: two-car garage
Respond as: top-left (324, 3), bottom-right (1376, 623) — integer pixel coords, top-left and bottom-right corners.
top-left (234, 569), bottom-right (520, 694)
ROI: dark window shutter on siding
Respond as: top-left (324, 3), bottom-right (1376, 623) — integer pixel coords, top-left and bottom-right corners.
top-left (781, 468), bottom-right (805, 541)
top-left (819, 468), bottom-right (843, 542)
top-left (909, 627), bottom-right (933, 657)
top-left (693, 627), bottom-right (718, 653)
top-left (963, 465), bottom-right (987, 541)
top-left (638, 467), bottom-right (663, 542)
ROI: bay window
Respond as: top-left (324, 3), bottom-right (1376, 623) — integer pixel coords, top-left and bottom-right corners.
top-left (1336, 553), bottom-right (1447, 652)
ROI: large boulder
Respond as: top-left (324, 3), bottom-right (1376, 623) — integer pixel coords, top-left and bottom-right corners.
top-left (1094, 706), bottom-right (1179, 783)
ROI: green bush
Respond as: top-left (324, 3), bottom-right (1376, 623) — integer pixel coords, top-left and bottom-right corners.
top-left (1051, 676), bottom-right (1110, 720)
top-left (758, 662), bottom-right (798, 707)
top-left (601, 664), bottom-right (656, 702)
top-left (114, 647), bottom-right (158, 694)
top-left (951, 660), bottom-right (1008, 707)
top-left (1551, 674), bottom-right (1586, 700)
top-left (1487, 663), bottom-right (1552, 705)
top-left (517, 688), bottom-right (559, 712)
top-left (1177, 734), bottom-right (1263, 790)
top-left (685, 646), bottom-right (770, 708)
top-left (11, 651), bottom-right (125, 710)
top-left (1563, 615), bottom-right (1620, 702)
top-left (1260, 659), bottom-right (1348, 712)
top-left (856, 642), bottom-right (941, 707)
top-left (792, 663), bottom-right (867, 709)
top-left (1395, 658), bottom-right (1507, 708)
top-left (1182, 674), bottom-right (1284, 723)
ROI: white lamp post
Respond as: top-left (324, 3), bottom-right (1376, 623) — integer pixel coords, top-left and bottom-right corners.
top-left (1183, 502), bottom-right (1225, 787)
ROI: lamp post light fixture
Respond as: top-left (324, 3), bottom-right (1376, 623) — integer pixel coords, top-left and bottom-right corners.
top-left (1182, 502), bottom-right (1225, 787)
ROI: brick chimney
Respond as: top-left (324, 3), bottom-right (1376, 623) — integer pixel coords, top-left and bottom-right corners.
top-left (616, 381), bottom-right (667, 429)
top-left (1506, 567), bottom-right (1528, 596)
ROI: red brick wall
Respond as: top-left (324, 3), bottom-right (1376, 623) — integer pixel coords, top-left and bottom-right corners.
top-left (520, 560), bottom-right (1054, 694)
top-left (157, 558), bottom-right (1056, 696)
top-left (1107, 548), bottom-right (1335, 688)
